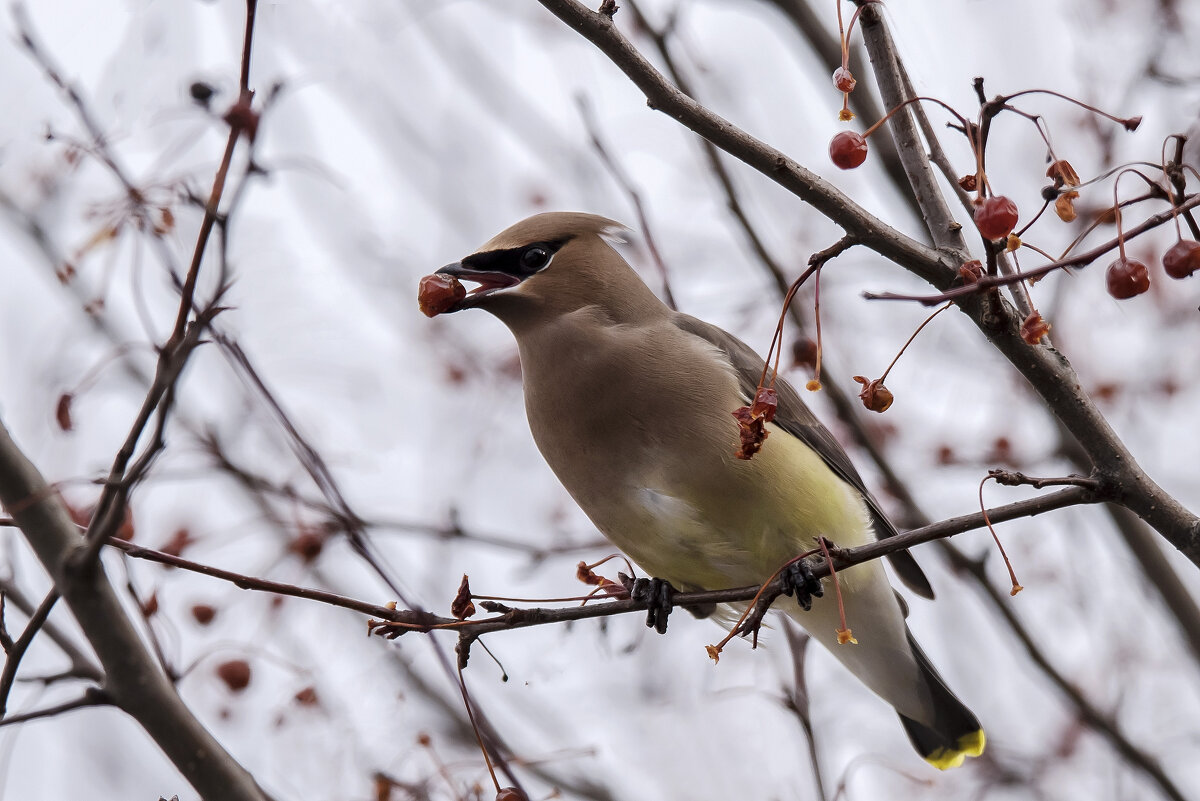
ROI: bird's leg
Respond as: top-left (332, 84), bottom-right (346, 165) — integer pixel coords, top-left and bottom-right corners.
top-left (778, 558), bottom-right (825, 612)
top-left (629, 577), bottom-right (677, 634)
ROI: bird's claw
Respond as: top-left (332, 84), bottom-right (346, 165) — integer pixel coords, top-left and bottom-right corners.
top-left (630, 577), bottom-right (676, 634)
top-left (779, 560), bottom-right (824, 612)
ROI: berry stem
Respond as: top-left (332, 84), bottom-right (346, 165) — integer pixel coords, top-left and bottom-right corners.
top-left (1000, 89), bottom-right (1140, 130)
top-left (978, 477), bottom-right (1024, 596)
top-left (877, 302), bottom-right (953, 384)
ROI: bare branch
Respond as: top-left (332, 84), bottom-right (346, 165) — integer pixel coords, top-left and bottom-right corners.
top-left (942, 544), bottom-right (1190, 801)
top-left (0, 579), bottom-right (101, 683)
top-left (371, 486), bottom-right (1095, 641)
top-left (0, 419), bottom-right (267, 801)
top-left (0, 687), bottom-right (109, 728)
top-left (106, 538), bottom-right (411, 623)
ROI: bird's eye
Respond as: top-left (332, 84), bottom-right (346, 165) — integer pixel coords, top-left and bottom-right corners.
top-left (520, 246), bottom-right (551, 271)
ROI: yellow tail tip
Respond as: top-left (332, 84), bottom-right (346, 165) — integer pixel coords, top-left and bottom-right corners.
top-left (924, 729), bottom-right (986, 770)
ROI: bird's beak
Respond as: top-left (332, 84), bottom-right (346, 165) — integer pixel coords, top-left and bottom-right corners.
top-left (435, 262), bottom-right (522, 311)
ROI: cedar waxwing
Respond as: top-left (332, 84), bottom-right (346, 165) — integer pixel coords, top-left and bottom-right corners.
top-left (429, 212), bottom-right (984, 769)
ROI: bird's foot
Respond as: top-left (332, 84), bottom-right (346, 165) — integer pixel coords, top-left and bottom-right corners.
top-left (629, 577), bottom-right (676, 634)
top-left (778, 559), bottom-right (824, 612)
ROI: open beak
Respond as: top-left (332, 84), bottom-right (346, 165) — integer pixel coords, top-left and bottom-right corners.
top-left (435, 263), bottom-right (522, 310)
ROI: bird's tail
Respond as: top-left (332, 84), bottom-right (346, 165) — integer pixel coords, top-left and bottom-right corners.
top-left (898, 631), bottom-right (985, 770)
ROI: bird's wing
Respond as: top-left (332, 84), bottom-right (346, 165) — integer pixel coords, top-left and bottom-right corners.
top-left (672, 313), bottom-right (934, 599)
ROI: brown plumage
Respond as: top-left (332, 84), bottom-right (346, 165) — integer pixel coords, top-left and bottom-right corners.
top-left (434, 212), bottom-right (984, 768)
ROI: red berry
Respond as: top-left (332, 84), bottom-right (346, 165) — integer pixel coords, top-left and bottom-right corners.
top-left (1163, 240), bottom-right (1200, 279)
top-left (833, 67), bottom-right (856, 93)
top-left (418, 273), bottom-right (467, 317)
top-left (829, 131), bottom-right (868, 169)
top-left (974, 196), bottom-right (1019, 241)
top-left (1106, 257), bottom-right (1150, 299)
top-left (216, 659), bottom-right (252, 692)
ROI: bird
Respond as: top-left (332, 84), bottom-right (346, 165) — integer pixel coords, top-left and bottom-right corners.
top-left (427, 211), bottom-right (985, 769)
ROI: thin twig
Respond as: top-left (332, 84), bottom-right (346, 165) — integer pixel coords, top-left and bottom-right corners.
top-left (0, 687), bottom-right (109, 728)
top-left (0, 588), bottom-right (60, 717)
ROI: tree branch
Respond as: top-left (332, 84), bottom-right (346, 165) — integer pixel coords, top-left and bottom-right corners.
top-left (535, 0), bottom-right (953, 285)
top-left (371, 487), bottom-right (1094, 641)
top-left (0, 422), bottom-right (267, 801)
top-left (855, 3), bottom-right (967, 252)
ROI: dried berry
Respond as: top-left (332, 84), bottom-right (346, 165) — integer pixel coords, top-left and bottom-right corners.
top-left (294, 686), bottom-right (319, 706)
top-left (451, 574), bottom-right (476, 620)
top-left (732, 406), bottom-right (769, 460)
top-left (288, 527), bottom-right (326, 563)
top-left (958, 174), bottom-right (978, 192)
top-left (1105, 256), bottom-right (1150, 299)
top-left (55, 393), bottom-right (74, 431)
top-left (114, 505), bottom-right (135, 542)
top-left (160, 527), bottom-right (194, 558)
top-left (221, 97), bottom-right (259, 142)
top-left (750, 387), bottom-right (778, 423)
top-left (852, 376), bottom-right (893, 413)
top-left (791, 337), bottom-right (818, 369)
top-left (1019, 310), bottom-right (1051, 345)
top-left (829, 131), bottom-right (868, 170)
top-left (1046, 160), bottom-right (1081, 188)
top-left (958, 260), bottom-right (984, 284)
top-left (832, 67), bottom-right (857, 93)
top-left (418, 273), bottom-right (467, 317)
top-left (1163, 240), bottom-right (1200, 279)
top-left (189, 81), bottom-right (215, 106)
top-left (191, 604), bottom-right (217, 625)
top-left (1055, 191), bottom-right (1080, 223)
top-left (216, 659), bottom-right (252, 692)
top-left (974, 196), bottom-right (1019, 241)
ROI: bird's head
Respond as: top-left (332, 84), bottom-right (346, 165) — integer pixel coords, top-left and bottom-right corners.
top-left (433, 212), bottom-right (666, 330)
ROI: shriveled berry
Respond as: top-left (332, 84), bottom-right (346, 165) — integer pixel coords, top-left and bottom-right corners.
top-left (829, 131), bottom-right (868, 169)
top-left (1162, 240), bottom-right (1200, 279)
top-left (852, 376), bottom-right (893, 413)
top-left (1019, 310), bottom-right (1051, 345)
top-left (418, 273), bottom-right (467, 317)
top-left (1106, 257), bottom-right (1150, 299)
top-left (833, 67), bottom-right (857, 93)
top-left (974, 196), bottom-right (1019, 241)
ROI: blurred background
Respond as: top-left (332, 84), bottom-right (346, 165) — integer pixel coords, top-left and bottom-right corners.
top-left (2, 0), bottom-right (1200, 799)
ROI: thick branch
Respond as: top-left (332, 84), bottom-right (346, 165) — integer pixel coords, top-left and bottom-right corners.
top-left (536, 0), bottom-right (953, 285)
top-left (0, 420), bottom-right (267, 801)
top-left (856, 4), bottom-right (967, 252)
